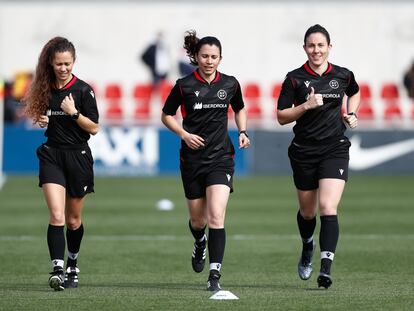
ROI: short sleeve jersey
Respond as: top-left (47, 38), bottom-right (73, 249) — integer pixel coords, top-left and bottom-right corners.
top-left (278, 62), bottom-right (359, 143)
top-left (45, 75), bottom-right (99, 145)
top-left (162, 70), bottom-right (245, 164)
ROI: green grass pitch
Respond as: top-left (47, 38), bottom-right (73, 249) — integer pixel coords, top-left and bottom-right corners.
top-left (0, 175), bottom-right (413, 310)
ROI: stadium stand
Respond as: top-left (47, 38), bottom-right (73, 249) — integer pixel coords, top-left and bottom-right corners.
top-left (381, 82), bottom-right (402, 119)
top-left (357, 83), bottom-right (374, 119)
top-left (104, 83), bottom-right (123, 120)
top-left (243, 82), bottom-right (262, 119)
top-left (133, 83), bottom-right (152, 119)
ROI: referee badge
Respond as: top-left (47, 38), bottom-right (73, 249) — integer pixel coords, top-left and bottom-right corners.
top-left (217, 89), bottom-right (227, 100)
top-left (329, 80), bottom-right (339, 89)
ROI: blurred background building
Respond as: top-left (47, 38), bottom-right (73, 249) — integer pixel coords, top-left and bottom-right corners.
top-left (1, 0), bottom-right (414, 176)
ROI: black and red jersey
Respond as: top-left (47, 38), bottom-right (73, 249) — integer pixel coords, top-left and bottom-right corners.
top-left (45, 75), bottom-right (99, 146)
top-left (162, 70), bottom-right (245, 164)
top-left (278, 62), bottom-right (359, 143)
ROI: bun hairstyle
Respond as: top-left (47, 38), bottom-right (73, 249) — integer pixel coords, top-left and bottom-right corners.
top-left (183, 30), bottom-right (222, 66)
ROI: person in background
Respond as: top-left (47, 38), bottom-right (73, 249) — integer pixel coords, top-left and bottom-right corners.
top-left (141, 31), bottom-right (171, 87)
top-left (277, 24), bottom-right (360, 289)
top-left (23, 37), bottom-right (99, 291)
top-left (403, 61), bottom-right (414, 100)
top-left (161, 30), bottom-right (250, 292)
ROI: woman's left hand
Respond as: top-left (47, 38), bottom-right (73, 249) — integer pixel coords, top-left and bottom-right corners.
top-left (60, 93), bottom-right (77, 115)
top-left (343, 113), bottom-right (358, 129)
top-left (239, 132), bottom-right (250, 149)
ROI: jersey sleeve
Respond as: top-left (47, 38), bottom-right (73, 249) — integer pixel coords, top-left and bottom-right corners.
top-left (80, 85), bottom-right (99, 123)
top-left (162, 82), bottom-right (183, 115)
top-left (230, 80), bottom-right (245, 113)
top-left (345, 71), bottom-right (359, 97)
top-left (277, 75), bottom-right (296, 110)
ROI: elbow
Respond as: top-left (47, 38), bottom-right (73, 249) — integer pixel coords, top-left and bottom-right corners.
top-left (90, 124), bottom-right (99, 136)
top-left (276, 112), bottom-right (288, 125)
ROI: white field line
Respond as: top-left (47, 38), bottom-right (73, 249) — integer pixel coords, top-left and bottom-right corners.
top-left (0, 234), bottom-right (414, 241)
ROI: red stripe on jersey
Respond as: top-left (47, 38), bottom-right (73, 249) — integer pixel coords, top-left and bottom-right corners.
top-left (324, 63), bottom-right (333, 75)
top-left (193, 70), bottom-right (205, 83)
top-left (303, 62), bottom-right (318, 76)
top-left (303, 62), bottom-right (333, 76)
top-left (61, 75), bottom-right (77, 90)
top-left (181, 103), bottom-right (187, 119)
top-left (193, 70), bottom-right (221, 84)
top-left (212, 71), bottom-right (221, 83)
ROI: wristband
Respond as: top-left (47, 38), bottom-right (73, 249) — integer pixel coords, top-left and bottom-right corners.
top-left (347, 112), bottom-right (358, 119)
top-left (71, 111), bottom-right (80, 120)
top-left (239, 130), bottom-right (249, 138)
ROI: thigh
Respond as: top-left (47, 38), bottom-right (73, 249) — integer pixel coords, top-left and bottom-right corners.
top-left (206, 184), bottom-right (230, 228)
top-left (297, 189), bottom-right (318, 218)
top-left (318, 178), bottom-right (346, 215)
top-left (288, 143), bottom-right (320, 190)
top-left (65, 196), bottom-right (86, 229)
top-left (205, 169), bottom-right (234, 193)
top-left (42, 183), bottom-right (66, 225)
top-left (187, 197), bottom-right (207, 228)
top-left (37, 144), bottom-right (66, 188)
top-left (64, 146), bottom-right (95, 198)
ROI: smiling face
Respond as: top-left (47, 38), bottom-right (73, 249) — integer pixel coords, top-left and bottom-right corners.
top-left (195, 44), bottom-right (221, 82)
top-left (303, 32), bottom-right (331, 71)
top-left (52, 51), bottom-right (75, 87)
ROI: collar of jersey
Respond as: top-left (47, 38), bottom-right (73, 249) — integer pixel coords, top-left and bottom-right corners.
top-left (193, 69), bottom-right (221, 84)
top-left (53, 75), bottom-right (77, 90)
top-left (303, 62), bottom-right (332, 77)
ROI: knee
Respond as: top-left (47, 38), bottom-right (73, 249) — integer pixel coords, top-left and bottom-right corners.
top-left (49, 211), bottom-right (65, 225)
top-left (66, 216), bottom-right (81, 230)
top-left (208, 213), bottom-right (224, 228)
top-left (319, 201), bottom-right (338, 216)
top-left (190, 218), bottom-right (206, 230)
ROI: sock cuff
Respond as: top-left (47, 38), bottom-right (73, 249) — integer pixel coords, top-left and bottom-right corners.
top-left (321, 251), bottom-right (335, 260)
top-left (320, 215), bottom-right (338, 222)
top-left (67, 223), bottom-right (84, 232)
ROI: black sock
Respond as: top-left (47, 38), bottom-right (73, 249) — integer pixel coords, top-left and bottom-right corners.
top-left (319, 215), bottom-right (339, 274)
top-left (208, 228), bottom-right (226, 272)
top-left (66, 224), bottom-right (84, 267)
top-left (189, 220), bottom-right (206, 246)
top-left (297, 211), bottom-right (316, 251)
top-left (47, 224), bottom-right (65, 269)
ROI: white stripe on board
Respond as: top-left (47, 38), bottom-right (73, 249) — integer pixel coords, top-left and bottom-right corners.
top-left (0, 234), bottom-right (414, 241)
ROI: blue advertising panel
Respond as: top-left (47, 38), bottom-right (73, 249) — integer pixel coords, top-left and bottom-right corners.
top-left (3, 125), bottom-right (247, 175)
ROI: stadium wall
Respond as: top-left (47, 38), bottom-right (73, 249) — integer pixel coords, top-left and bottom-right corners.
top-left (4, 125), bottom-right (414, 175)
top-left (1, 1), bottom-right (414, 96)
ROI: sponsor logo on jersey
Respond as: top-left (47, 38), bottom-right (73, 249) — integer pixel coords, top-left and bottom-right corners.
top-left (46, 109), bottom-right (69, 116)
top-left (321, 93), bottom-right (340, 98)
top-left (217, 89), bottom-right (227, 100)
top-left (89, 90), bottom-right (95, 98)
top-left (304, 81), bottom-right (310, 88)
top-left (194, 91), bottom-right (200, 97)
top-left (329, 79), bottom-right (339, 89)
top-left (193, 102), bottom-right (203, 110)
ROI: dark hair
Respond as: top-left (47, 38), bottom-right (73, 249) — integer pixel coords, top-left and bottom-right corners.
top-left (183, 30), bottom-right (222, 66)
top-left (23, 37), bottom-right (76, 120)
top-left (304, 24), bottom-right (331, 45)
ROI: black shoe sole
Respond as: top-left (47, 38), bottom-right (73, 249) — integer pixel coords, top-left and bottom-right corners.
top-left (317, 274), bottom-right (332, 289)
top-left (192, 260), bottom-right (205, 273)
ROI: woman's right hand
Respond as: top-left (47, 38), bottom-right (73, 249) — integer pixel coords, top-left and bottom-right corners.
top-left (183, 132), bottom-right (205, 150)
top-left (305, 87), bottom-right (324, 110)
top-left (37, 115), bottom-right (49, 128)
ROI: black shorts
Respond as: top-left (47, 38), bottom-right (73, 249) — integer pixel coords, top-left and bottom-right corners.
top-left (180, 158), bottom-right (235, 200)
top-left (288, 137), bottom-right (351, 191)
top-left (37, 143), bottom-right (95, 198)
